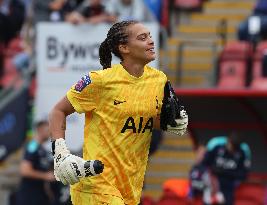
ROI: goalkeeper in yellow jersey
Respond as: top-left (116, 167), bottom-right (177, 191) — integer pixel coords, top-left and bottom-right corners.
top-left (48, 20), bottom-right (188, 205)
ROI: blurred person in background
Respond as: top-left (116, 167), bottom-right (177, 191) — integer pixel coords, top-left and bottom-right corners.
top-left (0, 0), bottom-right (25, 85)
top-left (238, 0), bottom-right (267, 43)
top-left (15, 120), bottom-right (56, 205)
top-left (105, 0), bottom-right (156, 23)
top-left (32, 0), bottom-right (67, 24)
top-left (189, 145), bottom-right (225, 205)
top-left (49, 180), bottom-right (72, 205)
top-left (201, 132), bottom-right (251, 205)
top-left (188, 145), bottom-right (207, 202)
top-left (65, 0), bottom-right (115, 24)
top-left (0, 0), bottom-right (25, 43)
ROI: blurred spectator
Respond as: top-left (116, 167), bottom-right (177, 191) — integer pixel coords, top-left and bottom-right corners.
top-left (65, 0), bottom-right (115, 24)
top-left (49, 181), bottom-right (72, 205)
top-left (201, 132), bottom-right (251, 205)
top-left (0, 0), bottom-right (25, 43)
top-left (15, 120), bottom-right (56, 205)
top-left (253, 0), bottom-right (267, 16)
top-left (105, 0), bottom-right (156, 22)
top-left (32, 0), bottom-right (66, 24)
top-left (189, 145), bottom-right (207, 200)
top-left (238, 0), bottom-right (267, 44)
top-left (12, 40), bottom-right (32, 72)
top-left (189, 145), bottom-right (225, 205)
top-left (0, 0), bottom-right (25, 81)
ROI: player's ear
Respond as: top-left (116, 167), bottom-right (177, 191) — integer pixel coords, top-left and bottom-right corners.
top-left (118, 44), bottom-right (130, 54)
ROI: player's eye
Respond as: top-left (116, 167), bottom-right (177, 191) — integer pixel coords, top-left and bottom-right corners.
top-left (139, 36), bottom-right (146, 41)
top-left (137, 34), bottom-right (147, 41)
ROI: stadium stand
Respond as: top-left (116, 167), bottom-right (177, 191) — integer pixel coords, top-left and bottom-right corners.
top-left (161, 0), bottom-right (255, 88)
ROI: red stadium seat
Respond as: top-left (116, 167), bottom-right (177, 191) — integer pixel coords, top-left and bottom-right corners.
top-left (252, 41), bottom-right (267, 77)
top-left (156, 179), bottom-right (190, 205)
top-left (220, 41), bottom-right (253, 61)
top-left (250, 41), bottom-right (267, 89)
top-left (235, 199), bottom-right (261, 205)
top-left (157, 189), bottom-right (189, 205)
top-left (253, 41), bottom-right (267, 60)
top-left (175, 0), bottom-right (202, 9)
top-left (217, 41), bottom-right (253, 88)
top-left (234, 183), bottom-right (266, 205)
top-left (252, 59), bottom-right (262, 78)
top-left (218, 61), bottom-right (247, 88)
top-left (141, 196), bottom-right (156, 205)
top-left (188, 196), bottom-right (202, 205)
top-left (250, 78), bottom-right (267, 89)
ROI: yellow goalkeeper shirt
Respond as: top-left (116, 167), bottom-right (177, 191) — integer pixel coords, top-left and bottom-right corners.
top-left (67, 63), bottom-right (167, 205)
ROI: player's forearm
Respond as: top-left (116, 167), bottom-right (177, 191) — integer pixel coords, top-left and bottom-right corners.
top-left (49, 96), bottom-right (75, 140)
top-left (49, 107), bottom-right (67, 140)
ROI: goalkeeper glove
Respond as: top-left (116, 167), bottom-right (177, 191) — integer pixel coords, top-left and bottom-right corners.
top-left (160, 81), bottom-right (188, 136)
top-left (52, 138), bottom-right (104, 185)
top-left (167, 109), bottom-right (188, 136)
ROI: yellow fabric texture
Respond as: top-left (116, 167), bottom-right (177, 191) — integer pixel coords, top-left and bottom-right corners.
top-left (67, 64), bottom-right (167, 205)
top-left (70, 189), bottom-right (125, 205)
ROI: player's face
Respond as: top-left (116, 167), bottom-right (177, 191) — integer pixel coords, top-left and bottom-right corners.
top-left (125, 23), bottom-right (156, 64)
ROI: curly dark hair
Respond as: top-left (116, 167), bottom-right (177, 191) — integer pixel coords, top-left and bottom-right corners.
top-left (99, 20), bottom-right (138, 69)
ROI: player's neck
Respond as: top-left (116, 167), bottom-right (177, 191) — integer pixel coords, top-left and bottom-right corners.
top-left (121, 61), bottom-right (145, 78)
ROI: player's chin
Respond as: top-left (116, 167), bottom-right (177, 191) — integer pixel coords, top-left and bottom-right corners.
top-left (146, 54), bottom-right (156, 62)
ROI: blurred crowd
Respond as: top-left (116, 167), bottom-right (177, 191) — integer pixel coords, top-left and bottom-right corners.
top-left (0, 0), bottom-right (159, 91)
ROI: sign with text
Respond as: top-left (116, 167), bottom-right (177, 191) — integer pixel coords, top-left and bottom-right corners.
top-left (36, 22), bottom-right (159, 86)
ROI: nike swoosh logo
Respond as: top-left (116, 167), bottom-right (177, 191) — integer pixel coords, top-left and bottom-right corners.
top-left (114, 100), bottom-right (126, 105)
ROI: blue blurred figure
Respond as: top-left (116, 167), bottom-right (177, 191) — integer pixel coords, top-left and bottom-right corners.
top-left (238, 0), bottom-right (267, 43)
top-left (15, 120), bottom-right (56, 205)
top-left (201, 132), bottom-right (251, 205)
